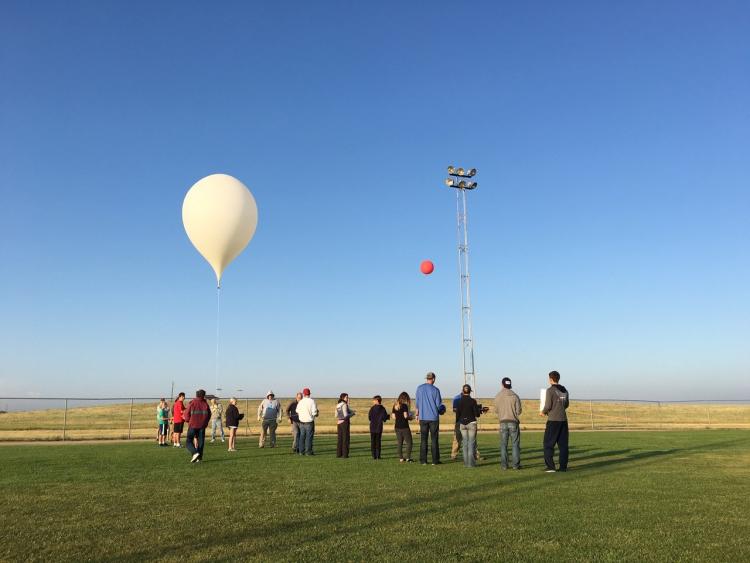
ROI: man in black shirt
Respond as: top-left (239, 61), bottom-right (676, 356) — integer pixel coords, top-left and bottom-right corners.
top-left (286, 392), bottom-right (303, 454)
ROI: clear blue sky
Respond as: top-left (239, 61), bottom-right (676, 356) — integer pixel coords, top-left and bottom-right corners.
top-left (1, 1), bottom-right (748, 401)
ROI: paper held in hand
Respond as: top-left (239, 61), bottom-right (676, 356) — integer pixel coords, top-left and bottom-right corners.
top-left (539, 389), bottom-right (546, 412)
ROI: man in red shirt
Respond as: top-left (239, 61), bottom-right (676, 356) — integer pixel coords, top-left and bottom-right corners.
top-left (172, 392), bottom-right (186, 447)
top-left (184, 389), bottom-right (211, 463)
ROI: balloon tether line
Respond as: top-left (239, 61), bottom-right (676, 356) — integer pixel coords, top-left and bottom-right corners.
top-left (215, 283), bottom-right (221, 394)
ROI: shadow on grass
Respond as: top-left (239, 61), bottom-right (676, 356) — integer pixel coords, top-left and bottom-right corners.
top-left (111, 434), bottom-right (749, 561)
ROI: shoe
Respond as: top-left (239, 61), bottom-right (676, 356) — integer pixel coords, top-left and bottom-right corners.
top-left (432, 461), bottom-right (442, 465)
top-left (450, 456), bottom-right (457, 461)
top-left (421, 462), bottom-right (428, 465)
top-left (545, 469), bottom-right (556, 473)
top-left (501, 466), bottom-right (508, 470)
top-left (221, 439), bottom-right (225, 443)
top-left (210, 439), bottom-right (215, 443)
top-left (558, 468), bottom-right (567, 472)
top-left (190, 453), bottom-right (200, 463)
top-left (406, 459), bottom-right (414, 463)
top-left (513, 466), bottom-right (522, 470)
top-left (399, 459), bottom-right (405, 463)
top-left (259, 445), bottom-right (264, 449)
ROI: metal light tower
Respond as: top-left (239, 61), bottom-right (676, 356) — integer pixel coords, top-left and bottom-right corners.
top-left (444, 166), bottom-right (478, 392)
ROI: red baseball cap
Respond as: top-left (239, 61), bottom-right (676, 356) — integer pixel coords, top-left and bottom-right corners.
top-left (302, 388), bottom-right (311, 396)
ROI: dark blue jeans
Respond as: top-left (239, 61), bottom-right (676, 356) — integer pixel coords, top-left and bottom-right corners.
top-left (299, 422), bottom-right (314, 455)
top-left (419, 420), bottom-right (440, 464)
top-left (186, 427), bottom-right (205, 459)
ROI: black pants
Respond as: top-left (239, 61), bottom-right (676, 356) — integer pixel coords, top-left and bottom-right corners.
top-left (543, 420), bottom-right (569, 470)
top-left (419, 420), bottom-right (440, 464)
top-left (370, 432), bottom-right (383, 459)
top-left (337, 420), bottom-right (350, 457)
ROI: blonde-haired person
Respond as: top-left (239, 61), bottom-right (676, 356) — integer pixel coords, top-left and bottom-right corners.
top-left (157, 399), bottom-right (169, 447)
top-left (392, 392), bottom-right (414, 462)
top-left (225, 398), bottom-right (244, 452)
top-left (210, 398), bottom-right (225, 443)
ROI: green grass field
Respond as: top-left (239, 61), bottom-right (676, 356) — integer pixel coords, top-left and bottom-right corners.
top-left (1, 430), bottom-right (748, 562)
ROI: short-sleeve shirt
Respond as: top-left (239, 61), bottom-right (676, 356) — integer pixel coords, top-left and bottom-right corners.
top-left (393, 404), bottom-right (410, 429)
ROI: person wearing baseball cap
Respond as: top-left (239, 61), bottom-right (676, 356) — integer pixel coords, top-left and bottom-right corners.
top-left (257, 390), bottom-right (282, 448)
top-left (494, 377), bottom-right (523, 470)
top-left (415, 371), bottom-right (444, 465)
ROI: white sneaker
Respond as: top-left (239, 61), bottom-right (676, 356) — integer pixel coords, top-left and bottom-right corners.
top-left (221, 439), bottom-right (225, 443)
top-left (191, 453), bottom-right (200, 463)
top-left (545, 469), bottom-right (556, 473)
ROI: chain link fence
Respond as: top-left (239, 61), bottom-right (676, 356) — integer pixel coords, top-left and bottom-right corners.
top-left (0, 397), bottom-right (748, 442)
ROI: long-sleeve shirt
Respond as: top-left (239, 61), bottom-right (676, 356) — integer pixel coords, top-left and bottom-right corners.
top-left (456, 395), bottom-right (481, 425)
top-left (257, 398), bottom-right (282, 421)
top-left (494, 389), bottom-right (523, 423)
top-left (225, 404), bottom-right (244, 427)
top-left (210, 403), bottom-right (223, 421)
top-left (286, 401), bottom-right (299, 422)
top-left (368, 404), bottom-right (389, 433)
top-left (415, 383), bottom-right (442, 422)
top-left (543, 384), bottom-right (569, 421)
top-left (184, 398), bottom-right (211, 429)
top-left (336, 401), bottom-right (355, 424)
top-left (296, 397), bottom-right (318, 423)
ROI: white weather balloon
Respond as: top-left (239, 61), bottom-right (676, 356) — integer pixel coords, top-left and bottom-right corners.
top-left (182, 174), bottom-right (258, 286)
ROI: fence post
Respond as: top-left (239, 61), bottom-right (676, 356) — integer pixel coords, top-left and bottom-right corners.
top-left (62, 398), bottom-right (68, 441)
top-left (245, 399), bottom-right (249, 436)
top-left (128, 398), bottom-right (134, 440)
top-left (589, 400), bottom-right (594, 430)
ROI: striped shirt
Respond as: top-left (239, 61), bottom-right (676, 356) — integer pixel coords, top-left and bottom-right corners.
top-left (184, 398), bottom-right (211, 429)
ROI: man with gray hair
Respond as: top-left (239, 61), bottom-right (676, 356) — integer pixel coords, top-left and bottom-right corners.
top-left (257, 391), bottom-right (282, 448)
top-left (494, 377), bottom-right (522, 470)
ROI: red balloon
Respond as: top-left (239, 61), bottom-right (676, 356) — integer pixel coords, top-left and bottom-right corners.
top-left (420, 260), bottom-right (434, 275)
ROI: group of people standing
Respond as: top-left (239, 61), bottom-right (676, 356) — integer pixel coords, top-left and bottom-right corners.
top-left (158, 370), bottom-right (570, 471)
top-left (159, 391), bottom-right (244, 462)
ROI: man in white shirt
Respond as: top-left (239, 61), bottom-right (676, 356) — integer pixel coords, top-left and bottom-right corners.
top-left (296, 388), bottom-right (318, 455)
